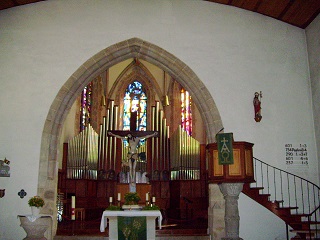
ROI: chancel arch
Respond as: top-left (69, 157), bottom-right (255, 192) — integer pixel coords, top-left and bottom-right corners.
top-left (38, 37), bottom-right (223, 234)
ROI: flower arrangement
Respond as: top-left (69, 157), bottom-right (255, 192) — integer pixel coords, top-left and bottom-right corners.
top-left (124, 192), bottom-right (141, 205)
top-left (28, 196), bottom-right (44, 208)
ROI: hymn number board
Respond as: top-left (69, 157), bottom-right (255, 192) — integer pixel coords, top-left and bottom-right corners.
top-left (285, 143), bottom-right (308, 168)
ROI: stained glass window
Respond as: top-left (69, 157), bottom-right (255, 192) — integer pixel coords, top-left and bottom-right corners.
top-left (123, 81), bottom-right (147, 145)
top-left (80, 82), bottom-right (92, 131)
top-left (181, 88), bottom-right (192, 135)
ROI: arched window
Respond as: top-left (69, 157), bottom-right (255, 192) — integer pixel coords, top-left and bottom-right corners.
top-left (123, 81), bottom-right (147, 144)
top-left (80, 82), bottom-right (92, 131)
top-left (181, 88), bottom-right (192, 135)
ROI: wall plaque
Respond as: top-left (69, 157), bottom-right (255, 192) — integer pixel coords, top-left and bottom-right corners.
top-left (285, 143), bottom-right (308, 168)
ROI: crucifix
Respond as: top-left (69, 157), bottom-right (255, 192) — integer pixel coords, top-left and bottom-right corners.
top-left (108, 112), bottom-right (158, 193)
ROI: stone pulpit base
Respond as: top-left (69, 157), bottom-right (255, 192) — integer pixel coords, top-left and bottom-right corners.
top-left (219, 183), bottom-right (244, 240)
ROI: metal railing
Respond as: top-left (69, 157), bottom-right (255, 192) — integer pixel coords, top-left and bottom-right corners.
top-left (253, 157), bottom-right (320, 238)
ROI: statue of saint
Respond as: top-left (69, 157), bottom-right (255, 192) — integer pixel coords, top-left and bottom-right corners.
top-left (253, 91), bottom-right (262, 122)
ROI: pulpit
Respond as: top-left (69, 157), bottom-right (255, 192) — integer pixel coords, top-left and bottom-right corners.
top-left (207, 140), bottom-right (254, 240)
top-left (206, 141), bottom-right (254, 183)
top-left (100, 210), bottom-right (162, 240)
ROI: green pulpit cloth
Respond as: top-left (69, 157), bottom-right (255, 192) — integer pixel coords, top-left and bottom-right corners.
top-left (216, 133), bottom-right (234, 165)
top-left (118, 216), bottom-right (147, 240)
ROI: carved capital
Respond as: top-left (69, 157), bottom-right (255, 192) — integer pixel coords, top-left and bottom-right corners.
top-left (219, 183), bottom-right (244, 198)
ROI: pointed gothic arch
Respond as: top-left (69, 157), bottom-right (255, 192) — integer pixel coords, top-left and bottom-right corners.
top-left (38, 37), bottom-right (223, 233)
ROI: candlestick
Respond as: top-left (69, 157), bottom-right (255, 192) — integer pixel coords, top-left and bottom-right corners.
top-left (109, 197), bottom-right (113, 204)
top-left (117, 193), bottom-right (121, 201)
top-left (71, 196), bottom-right (75, 220)
top-left (152, 197), bottom-right (156, 203)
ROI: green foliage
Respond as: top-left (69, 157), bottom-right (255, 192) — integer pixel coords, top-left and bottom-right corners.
top-left (142, 205), bottom-right (160, 210)
top-left (28, 196), bottom-right (44, 208)
top-left (105, 205), bottom-right (122, 211)
top-left (124, 192), bottom-right (141, 205)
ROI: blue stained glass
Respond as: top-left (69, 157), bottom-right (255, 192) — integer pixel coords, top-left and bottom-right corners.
top-left (123, 81), bottom-right (147, 145)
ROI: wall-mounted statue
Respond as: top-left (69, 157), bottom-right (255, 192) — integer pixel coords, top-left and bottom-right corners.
top-left (253, 91), bottom-right (262, 122)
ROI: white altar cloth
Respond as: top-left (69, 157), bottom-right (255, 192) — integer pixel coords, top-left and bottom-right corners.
top-left (100, 210), bottom-right (162, 240)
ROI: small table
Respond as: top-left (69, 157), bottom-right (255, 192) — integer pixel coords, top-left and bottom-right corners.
top-left (18, 214), bottom-right (52, 240)
top-left (100, 210), bottom-right (162, 240)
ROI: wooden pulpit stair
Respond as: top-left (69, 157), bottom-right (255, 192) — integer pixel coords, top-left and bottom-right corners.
top-left (242, 158), bottom-right (320, 240)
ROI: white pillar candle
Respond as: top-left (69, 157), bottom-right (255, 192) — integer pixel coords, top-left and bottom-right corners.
top-left (146, 193), bottom-right (149, 201)
top-left (109, 197), bottom-right (113, 203)
top-left (117, 193), bottom-right (121, 201)
top-left (71, 196), bottom-right (75, 220)
top-left (152, 197), bottom-right (156, 203)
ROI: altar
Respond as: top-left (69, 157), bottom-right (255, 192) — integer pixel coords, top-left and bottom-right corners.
top-left (100, 210), bottom-right (162, 240)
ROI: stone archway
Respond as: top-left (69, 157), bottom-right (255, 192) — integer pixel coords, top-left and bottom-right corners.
top-left (38, 37), bottom-right (223, 235)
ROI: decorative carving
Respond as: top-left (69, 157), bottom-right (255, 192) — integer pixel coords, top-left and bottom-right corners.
top-left (18, 189), bottom-right (27, 199)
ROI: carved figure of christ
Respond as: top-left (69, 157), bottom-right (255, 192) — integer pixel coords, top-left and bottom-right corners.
top-left (108, 130), bottom-right (158, 192)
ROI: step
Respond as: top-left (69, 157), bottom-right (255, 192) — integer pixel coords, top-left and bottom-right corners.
top-left (54, 236), bottom-right (211, 240)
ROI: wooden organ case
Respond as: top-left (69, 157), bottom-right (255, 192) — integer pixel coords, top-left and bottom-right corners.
top-left (58, 101), bottom-right (208, 221)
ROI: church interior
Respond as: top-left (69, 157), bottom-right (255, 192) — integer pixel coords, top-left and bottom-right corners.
top-left (56, 58), bottom-right (209, 236)
top-left (0, 1), bottom-right (320, 239)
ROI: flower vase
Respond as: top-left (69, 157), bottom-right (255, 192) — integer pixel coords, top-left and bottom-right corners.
top-left (31, 206), bottom-right (41, 216)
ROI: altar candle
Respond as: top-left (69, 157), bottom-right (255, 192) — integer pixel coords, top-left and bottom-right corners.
top-left (117, 193), bottom-right (121, 201)
top-left (71, 196), bottom-right (75, 220)
top-left (146, 193), bottom-right (149, 201)
top-left (152, 197), bottom-right (156, 203)
top-left (109, 197), bottom-right (113, 203)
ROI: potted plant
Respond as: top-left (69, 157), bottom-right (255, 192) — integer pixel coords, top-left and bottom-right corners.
top-left (124, 192), bottom-right (141, 205)
top-left (28, 196), bottom-right (44, 216)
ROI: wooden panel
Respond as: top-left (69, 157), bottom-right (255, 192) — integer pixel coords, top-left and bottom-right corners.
top-left (213, 150), bottom-right (223, 176)
top-left (116, 183), bottom-right (151, 204)
top-left (76, 180), bottom-right (86, 197)
top-left (87, 180), bottom-right (97, 197)
top-left (192, 181), bottom-right (202, 198)
top-left (151, 181), bottom-right (161, 198)
top-left (180, 181), bottom-right (191, 197)
top-left (245, 149), bottom-right (253, 176)
top-left (137, 184), bottom-right (152, 203)
top-left (160, 181), bottom-right (170, 198)
top-left (229, 149), bottom-right (241, 176)
top-left (97, 181), bottom-right (106, 198)
top-left (281, 0), bottom-right (320, 28)
top-left (257, 0), bottom-right (290, 18)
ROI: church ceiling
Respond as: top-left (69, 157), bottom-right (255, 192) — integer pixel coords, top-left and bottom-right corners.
top-left (0, 0), bottom-right (319, 29)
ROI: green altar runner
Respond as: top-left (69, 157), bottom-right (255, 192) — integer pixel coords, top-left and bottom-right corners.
top-left (100, 210), bottom-right (162, 240)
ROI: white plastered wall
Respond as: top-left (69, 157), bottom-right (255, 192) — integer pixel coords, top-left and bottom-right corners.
top-left (0, 1), bottom-right (318, 239)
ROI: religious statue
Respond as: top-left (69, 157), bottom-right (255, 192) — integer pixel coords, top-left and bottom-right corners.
top-left (253, 91), bottom-right (262, 122)
top-left (108, 131), bottom-right (158, 192)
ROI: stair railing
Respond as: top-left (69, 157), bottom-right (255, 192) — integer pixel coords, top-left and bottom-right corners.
top-left (253, 157), bottom-right (320, 237)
